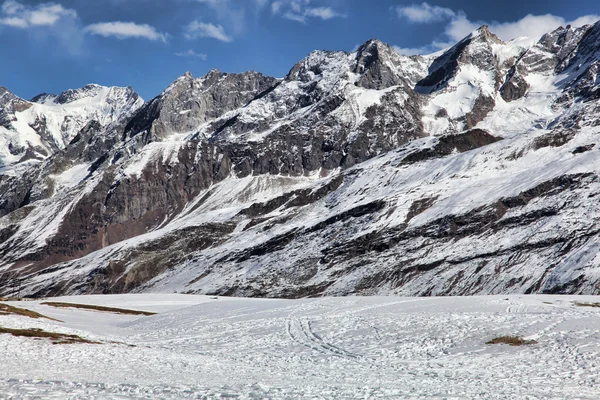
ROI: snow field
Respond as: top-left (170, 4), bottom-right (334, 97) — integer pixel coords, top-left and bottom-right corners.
top-left (0, 294), bottom-right (599, 399)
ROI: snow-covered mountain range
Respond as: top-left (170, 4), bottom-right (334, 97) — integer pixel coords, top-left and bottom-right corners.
top-left (2, 22), bottom-right (600, 298)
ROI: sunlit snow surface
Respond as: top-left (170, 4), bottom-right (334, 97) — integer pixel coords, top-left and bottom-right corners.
top-left (1, 294), bottom-right (599, 399)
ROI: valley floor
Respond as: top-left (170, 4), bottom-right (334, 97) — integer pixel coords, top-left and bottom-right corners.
top-left (0, 294), bottom-right (599, 399)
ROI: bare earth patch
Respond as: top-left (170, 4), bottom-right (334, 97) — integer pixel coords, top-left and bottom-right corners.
top-left (0, 303), bottom-right (61, 321)
top-left (486, 336), bottom-right (538, 346)
top-left (0, 327), bottom-right (99, 345)
top-left (573, 302), bottom-right (600, 308)
top-left (41, 302), bottom-right (156, 316)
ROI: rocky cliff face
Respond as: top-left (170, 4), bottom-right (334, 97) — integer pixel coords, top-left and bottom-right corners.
top-left (2, 22), bottom-right (600, 298)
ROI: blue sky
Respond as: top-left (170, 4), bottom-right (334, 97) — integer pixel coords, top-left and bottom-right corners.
top-left (1, 0), bottom-right (599, 100)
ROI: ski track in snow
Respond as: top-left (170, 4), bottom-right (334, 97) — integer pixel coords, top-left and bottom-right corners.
top-left (0, 294), bottom-right (599, 399)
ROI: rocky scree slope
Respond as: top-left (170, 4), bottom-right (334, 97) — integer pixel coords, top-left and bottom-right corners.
top-left (2, 23), bottom-right (600, 298)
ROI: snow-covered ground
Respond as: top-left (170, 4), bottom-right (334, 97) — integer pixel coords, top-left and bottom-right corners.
top-left (1, 294), bottom-right (599, 399)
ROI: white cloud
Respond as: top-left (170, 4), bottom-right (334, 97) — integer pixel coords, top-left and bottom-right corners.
top-left (393, 2), bottom-right (600, 55)
top-left (282, 11), bottom-right (307, 23)
top-left (185, 21), bottom-right (233, 42)
top-left (0, 16), bottom-right (26, 27)
top-left (190, 0), bottom-right (341, 36)
top-left (443, 14), bottom-right (478, 42)
top-left (304, 7), bottom-right (343, 20)
top-left (0, 1), bottom-right (77, 28)
top-left (271, 1), bottom-right (282, 14)
top-left (84, 21), bottom-right (168, 42)
top-left (193, 0), bottom-right (245, 36)
top-left (395, 2), bottom-right (455, 23)
top-left (195, 0), bottom-right (220, 6)
top-left (272, 0), bottom-right (345, 24)
top-left (486, 14), bottom-right (600, 42)
top-left (1, 0), bottom-right (23, 15)
top-left (0, 1), bottom-right (84, 54)
top-left (175, 49), bottom-right (208, 60)
top-left (30, 4), bottom-right (73, 25)
top-left (570, 15), bottom-right (600, 27)
top-left (393, 45), bottom-right (431, 56)
top-left (0, 1), bottom-right (170, 49)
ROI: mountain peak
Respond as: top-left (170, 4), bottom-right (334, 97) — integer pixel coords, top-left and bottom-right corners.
top-left (0, 86), bottom-right (29, 107)
top-left (0, 86), bottom-right (30, 126)
top-left (476, 24), bottom-right (491, 36)
top-left (416, 24), bottom-right (504, 92)
top-left (471, 24), bottom-right (504, 45)
top-left (30, 93), bottom-right (57, 104)
top-left (54, 84), bottom-right (106, 104)
top-left (285, 48), bottom-right (349, 82)
top-left (203, 68), bottom-right (225, 82)
top-left (0, 86), bottom-right (17, 103)
top-left (358, 38), bottom-right (386, 51)
top-left (0, 86), bottom-right (26, 102)
top-left (352, 38), bottom-right (414, 89)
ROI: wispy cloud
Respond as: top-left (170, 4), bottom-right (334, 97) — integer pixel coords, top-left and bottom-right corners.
top-left (271, 0), bottom-right (345, 24)
top-left (175, 49), bottom-right (208, 60)
top-left (193, 0), bottom-right (245, 36)
top-left (187, 0), bottom-right (343, 41)
top-left (84, 21), bottom-right (168, 42)
top-left (393, 2), bottom-right (600, 55)
top-left (0, 0), bottom-right (83, 54)
top-left (185, 21), bottom-right (233, 42)
top-left (1, 0), bottom-right (22, 15)
top-left (480, 14), bottom-right (600, 42)
top-left (0, 0), bottom-right (170, 56)
top-left (254, 0), bottom-right (269, 8)
top-left (0, 0), bottom-right (77, 28)
top-left (395, 2), bottom-right (455, 23)
top-left (304, 7), bottom-right (343, 20)
top-left (392, 45), bottom-right (432, 56)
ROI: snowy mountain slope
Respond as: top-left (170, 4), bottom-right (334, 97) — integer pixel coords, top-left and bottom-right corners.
top-left (2, 22), bottom-right (600, 298)
top-left (1, 294), bottom-right (599, 398)
top-left (0, 84), bottom-right (142, 169)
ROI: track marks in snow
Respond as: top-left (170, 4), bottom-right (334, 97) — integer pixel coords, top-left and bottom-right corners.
top-left (286, 317), bottom-right (360, 359)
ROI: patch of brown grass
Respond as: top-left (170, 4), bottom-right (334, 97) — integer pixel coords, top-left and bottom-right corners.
top-left (0, 304), bottom-right (61, 321)
top-left (486, 336), bottom-right (538, 346)
top-left (574, 302), bottom-right (600, 308)
top-left (0, 298), bottom-right (34, 302)
top-left (0, 327), bottom-right (100, 345)
top-left (42, 302), bottom-right (156, 316)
